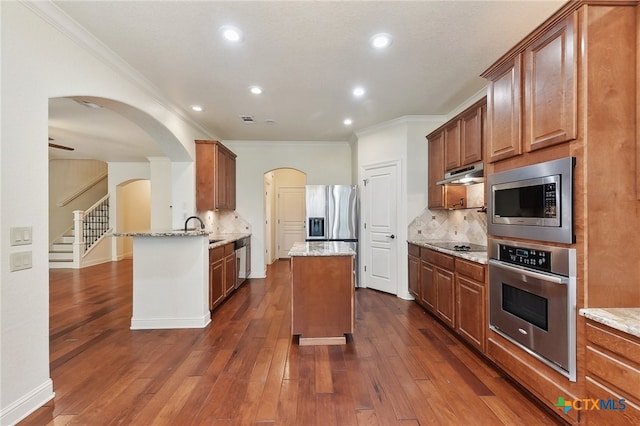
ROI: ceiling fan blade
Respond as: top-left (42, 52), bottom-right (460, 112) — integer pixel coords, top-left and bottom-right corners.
top-left (48, 142), bottom-right (75, 151)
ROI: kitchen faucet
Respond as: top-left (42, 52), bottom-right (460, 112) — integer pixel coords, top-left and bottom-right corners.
top-left (184, 216), bottom-right (205, 232)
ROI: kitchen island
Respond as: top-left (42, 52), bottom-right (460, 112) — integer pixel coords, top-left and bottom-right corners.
top-left (114, 229), bottom-right (211, 329)
top-left (288, 241), bottom-right (356, 345)
top-left (114, 230), bottom-right (252, 330)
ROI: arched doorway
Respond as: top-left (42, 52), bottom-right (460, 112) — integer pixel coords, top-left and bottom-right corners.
top-left (263, 168), bottom-right (306, 263)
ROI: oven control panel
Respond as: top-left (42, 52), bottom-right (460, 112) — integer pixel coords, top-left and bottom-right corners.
top-left (498, 244), bottom-right (551, 272)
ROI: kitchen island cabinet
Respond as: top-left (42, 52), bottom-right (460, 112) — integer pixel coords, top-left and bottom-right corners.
top-left (288, 242), bottom-right (355, 345)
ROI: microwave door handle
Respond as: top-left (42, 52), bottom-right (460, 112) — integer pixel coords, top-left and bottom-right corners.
top-left (489, 259), bottom-right (568, 285)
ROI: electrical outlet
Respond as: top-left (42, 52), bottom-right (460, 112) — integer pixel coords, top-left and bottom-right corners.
top-left (10, 251), bottom-right (32, 271)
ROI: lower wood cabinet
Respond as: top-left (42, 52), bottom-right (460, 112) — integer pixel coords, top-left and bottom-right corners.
top-left (584, 320), bottom-right (640, 425)
top-left (408, 243), bottom-right (487, 353)
top-left (408, 244), bottom-right (420, 299)
top-left (455, 258), bottom-right (486, 352)
top-left (209, 242), bottom-right (235, 310)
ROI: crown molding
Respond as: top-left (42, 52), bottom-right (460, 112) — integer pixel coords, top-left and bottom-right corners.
top-left (22, 0), bottom-right (215, 139)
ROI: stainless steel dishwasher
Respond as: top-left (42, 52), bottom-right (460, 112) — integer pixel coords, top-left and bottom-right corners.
top-left (234, 238), bottom-right (247, 289)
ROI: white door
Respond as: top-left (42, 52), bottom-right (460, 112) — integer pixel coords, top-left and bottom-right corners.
top-left (363, 163), bottom-right (398, 294)
top-left (277, 186), bottom-right (306, 258)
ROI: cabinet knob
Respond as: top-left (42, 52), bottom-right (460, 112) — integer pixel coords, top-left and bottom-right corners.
top-left (388, 234), bottom-right (396, 239)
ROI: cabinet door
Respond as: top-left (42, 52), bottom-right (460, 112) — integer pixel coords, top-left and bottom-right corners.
top-left (444, 120), bottom-right (462, 171)
top-left (226, 153), bottom-right (236, 210)
top-left (428, 133), bottom-right (446, 209)
top-left (224, 252), bottom-right (235, 296)
top-left (460, 105), bottom-right (483, 166)
top-left (196, 141), bottom-right (216, 211)
top-left (486, 56), bottom-right (522, 162)
top-left (216, 149), bottom-right (229, 210)
top-left (420, 260), bottom-right (436, 313)
top-left (524, 14), bottom-right (576, 152)
top-left (456, 275), bottom-right (485, 352)
top-left (408, 253), bottom-right (420, 299)
top-left (435, 267), bottom-right (455, 328)
top-left (210, 258), bottom-right (224, 310)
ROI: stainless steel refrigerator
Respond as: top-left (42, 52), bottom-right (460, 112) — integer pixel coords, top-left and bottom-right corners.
top-left (305, 185), bottom-right (359, 285)
top-left (305, 185), bottom-right (358, 242)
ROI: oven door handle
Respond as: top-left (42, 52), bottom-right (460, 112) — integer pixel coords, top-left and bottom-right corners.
top-left (489, 259), bottom-right (568, 285)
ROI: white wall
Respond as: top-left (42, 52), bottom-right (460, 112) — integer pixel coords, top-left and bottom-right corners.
top-left (356, 116), bottom-right (445, 299)
top-left (223, 141), bottom-right (352, 277)
top-left (0, 4), bottom-right (210, 424)
top-left (48, 159), bottom-right (108, 243)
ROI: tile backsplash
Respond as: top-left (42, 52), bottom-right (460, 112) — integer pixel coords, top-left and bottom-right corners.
top-left (408, 184), bottom-right (487, 245)
top-left (199, 210), bottom-right (252, 234)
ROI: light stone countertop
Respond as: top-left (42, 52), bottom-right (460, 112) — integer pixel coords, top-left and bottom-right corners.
top-left (288, 241), bottom-right (356, 257)
top-left (408, 239), bottom-right (488, 265)
top-left (579, 308), bottom-right (640, 339)
top-left (112, 230), bottom-right (251, 248)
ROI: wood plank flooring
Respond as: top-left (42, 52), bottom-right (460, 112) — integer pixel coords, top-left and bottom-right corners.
top-left (20, 259), bottom-right (563, 425)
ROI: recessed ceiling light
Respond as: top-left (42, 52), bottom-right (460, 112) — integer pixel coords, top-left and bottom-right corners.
top-left (352, 87), bottom-right (366, 98)
top-left (370, 33), bottom-right (392, 49)
top-left (220, 25), bottom-right (243, 42)
top-left (191, 105), bottom-right (204, 112)
top-left (249, 86), bottom-right (263, 95)
top-left (344, 118), bottom-right (353, 126)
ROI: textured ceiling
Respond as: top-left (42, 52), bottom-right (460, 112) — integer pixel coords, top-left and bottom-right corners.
top-left (47, 0), bottom-right (566, 161)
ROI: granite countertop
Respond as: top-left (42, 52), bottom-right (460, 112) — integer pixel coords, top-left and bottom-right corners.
top-left (288, 241), bottom-right (356, 257)
top-left (112, 229), bottom-right (208, 237)
top-left (112, 230), bottom-right (251, 248)
top-left (579, 308), bottom-right (640, 339)
top-left (408, 239), bottom-right (488, 265)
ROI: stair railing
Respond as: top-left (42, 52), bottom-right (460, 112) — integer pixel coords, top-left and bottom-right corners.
top-left (73, 194), bottom-right (110, 265)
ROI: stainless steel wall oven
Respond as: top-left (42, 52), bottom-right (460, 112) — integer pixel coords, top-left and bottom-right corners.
top-left (489, 239), bottom-right (577, 381)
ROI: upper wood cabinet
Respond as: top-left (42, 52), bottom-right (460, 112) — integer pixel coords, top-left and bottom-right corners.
top-left (443, 99), bottom-right (485, 171)
top-left (427, 98), bottom-right (484, 210)
top-left (195, 140), bottom-right (237, 211)
top-left (484, 14), bottom-right (577, 162)
top-left (524, 15), bottom-right (577, 152)
top-left (444, 120), bottom-right (462, 171)
top-left (427, 131), bottom-right (465, 210)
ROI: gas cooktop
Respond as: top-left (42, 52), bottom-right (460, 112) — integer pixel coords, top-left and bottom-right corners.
top-left (427, 241), bottom-right (487, 252)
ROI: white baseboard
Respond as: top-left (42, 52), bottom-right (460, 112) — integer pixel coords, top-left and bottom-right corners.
top-left (130, 314), bottom-right (211, 330)
top-left (1, 379), bottom-right (54, 426)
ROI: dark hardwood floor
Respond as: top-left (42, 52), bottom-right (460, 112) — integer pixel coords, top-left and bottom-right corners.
top-left (20, 259), bottom-right (562, 425)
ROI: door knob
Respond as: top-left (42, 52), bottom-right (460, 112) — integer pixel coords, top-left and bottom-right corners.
top-left (388, 234), bottom-right (395, 239)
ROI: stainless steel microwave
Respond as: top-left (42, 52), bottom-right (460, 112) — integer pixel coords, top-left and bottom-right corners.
top-left (487, 157), bottom-right (575, 244)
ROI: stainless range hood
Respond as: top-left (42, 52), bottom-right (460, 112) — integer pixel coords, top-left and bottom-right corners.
top-left (437, 162), bottom-right (484, 185)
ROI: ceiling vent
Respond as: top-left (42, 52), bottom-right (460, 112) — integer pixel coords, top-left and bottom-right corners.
top-left (239, 115), bottom-right (254, 123)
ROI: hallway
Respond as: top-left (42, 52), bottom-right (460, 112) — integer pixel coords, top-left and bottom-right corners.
top-left (20, 259), bottom-right (562, 425)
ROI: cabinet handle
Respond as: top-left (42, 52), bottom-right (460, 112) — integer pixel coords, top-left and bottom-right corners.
top-left (388, 234), bottom-right (396, 239)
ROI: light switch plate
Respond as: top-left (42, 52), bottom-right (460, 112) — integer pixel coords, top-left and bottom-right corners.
top-left (10, 251), bottom-right (32, 271)
top-left (10, 227), bottom-right (32, 246)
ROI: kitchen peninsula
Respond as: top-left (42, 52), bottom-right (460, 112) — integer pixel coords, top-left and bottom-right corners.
top-left (113, 230), bottom-right (250, 330)
top-left (114, 229), bottom-right (210, 330)
top-left (288, 242), bottom-right (355, 345)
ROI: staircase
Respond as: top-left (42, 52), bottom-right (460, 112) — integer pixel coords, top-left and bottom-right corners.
top-left (49, 195), bottom-right (110, 269)
top-left (49, 229), bottom-right (75, 268)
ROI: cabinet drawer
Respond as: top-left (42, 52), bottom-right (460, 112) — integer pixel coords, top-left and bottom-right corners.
top-left (408, 243), bottom-right (420, 258)
top-left (586, 376), bottom-right (640, 425)
top-left (586, 322), bottom-right (640, 404)
top-left (586, 322), bottom-right (640, 366)
top-left (422, 249), bottom-right (454, 270)
top-left (210, 245), bottom-right (225, 261)
top-left (455, 258), bottom-right (485, 282)
top-left (224, 242), bottom-right (235, 256)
